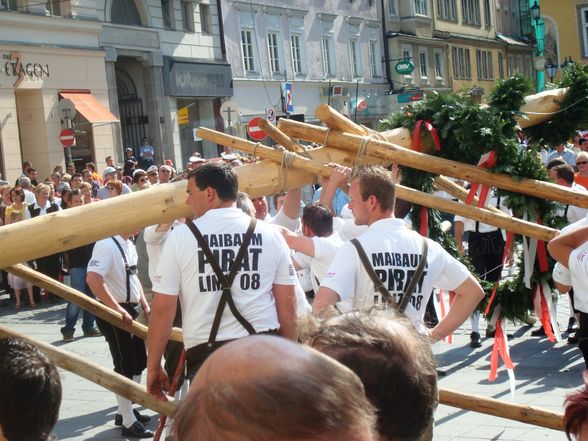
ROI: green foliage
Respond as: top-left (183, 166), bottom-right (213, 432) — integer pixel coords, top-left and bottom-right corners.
top-left (379, 74), bottom-right (587, 322)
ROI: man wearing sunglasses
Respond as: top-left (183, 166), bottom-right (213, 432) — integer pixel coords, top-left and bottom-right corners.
top-left (86, 231), bottom-right (154, 438)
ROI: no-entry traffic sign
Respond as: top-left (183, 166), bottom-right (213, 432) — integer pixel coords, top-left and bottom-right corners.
top-left (247, 117), bottom-right (267, 141)
top-left (59, 128), bottom-right (75, 147)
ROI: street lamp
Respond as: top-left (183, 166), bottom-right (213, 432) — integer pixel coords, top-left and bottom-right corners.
top-left (561, 56), bottom-right (574, 69)
top-left (530, 1), bottom-right (540, 24)
top-left (545, 62), bottom-right (557, 82)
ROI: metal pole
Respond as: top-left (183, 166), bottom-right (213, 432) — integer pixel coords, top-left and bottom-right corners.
top-left (354, 79), bottom-right (359, 123)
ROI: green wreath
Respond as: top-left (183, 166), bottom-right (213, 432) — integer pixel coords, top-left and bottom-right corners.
top-left (379, 65), bottom-right (588, 322)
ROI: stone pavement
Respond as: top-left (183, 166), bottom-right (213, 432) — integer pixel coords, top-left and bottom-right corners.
top-left (0, 295), bottom-right (582, 441)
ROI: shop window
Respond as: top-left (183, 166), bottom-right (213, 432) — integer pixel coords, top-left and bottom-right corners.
top-left (349, 39), bottom-right (361, 78)
top-left (476, 49), bottom-right (493, 80)
top-left (177, 98), bottom-right (219, 165)
top-left (436, 0), bottom-right (457, 20)
top-left (45, 0), bottom-right (61, 16)
top-left (199, 3), bottom-right (211, 34)
top-left (241, 29), bottom-right (255, 72)
top-left (462, 0), bottom-right (480, 25)
top-left (291, 34), bottom-right (304, 74)
top-left (369, 39), bottom-right (381, 78)
top-left (414, 0), bottom-right (428, 16)
top-left (181, 1), bottom-right (195, 32)
top-left (0, 0), bottom-right (18, 11)
top-left (162, 0), bottom-right (173, 29)
top-left (452, 47), bottom-right (471, 79)
top-left (267, 32), bottom-right (281, 73)
top-left (388, 0), bottom-right (398, 17)
top-left (111, 0), bottom-right (143, 26)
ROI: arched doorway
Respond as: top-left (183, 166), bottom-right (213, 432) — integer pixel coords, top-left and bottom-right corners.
top-left (115, 67), bottom-right (148, 155)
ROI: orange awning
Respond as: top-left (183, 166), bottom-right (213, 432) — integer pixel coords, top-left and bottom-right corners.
top-left (59, 92), bottom-right (119, 123)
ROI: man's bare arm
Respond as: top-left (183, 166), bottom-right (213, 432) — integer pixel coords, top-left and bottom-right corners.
top-left (146, 293), bottom-right (178, 400)
top-left (313, 286), bottom-right (341, 313)
top-left (282, 188), bottom-right (302, 220)
top-left (548, 225), bottom-right (588, 268)
top-left (431, 276), bottom-right (484, 341)
top-left (279, 226), bottom-right (316, 257)
top-left (273, 284), bottom-right (297, 340)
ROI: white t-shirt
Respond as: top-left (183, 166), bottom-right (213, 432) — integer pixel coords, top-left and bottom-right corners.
top-left (569, 242), bottom-right (588, 313)
top-left (24, 200), bottom-right (61, 219)
top-left (292, 232), bottom-right (345, 293)
top-left (320, 218), bottom-right (470, 327)
top-left (266, 208), bottom-right (300, 232)
top-left (562, 183), bottom-right (588, 225)
top-left (87, 236), bottom-right (143, 303)
top-left (552, 214), bottom-right (588, 298)
top-left (153, 207), bottom-right (297, 349)
top-left (144, 221), bottom-right (183, 284)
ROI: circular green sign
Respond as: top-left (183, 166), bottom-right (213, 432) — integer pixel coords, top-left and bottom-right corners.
top-left (395, 60), bottom-right (415, 75)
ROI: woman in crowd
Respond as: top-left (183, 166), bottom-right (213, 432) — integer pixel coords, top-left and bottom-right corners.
top-left (5, 186), bottom-right (28, 225)
top-left (5, 187), bottom-right (35, 308)
top-left (575, 151), bottom-right (588, 189)
top-left (80, 182), bottom-right (95, 204)
top-left (131, 170), bottom-right (149, 192)
top-left (106, 179), bottom-right (124, 197)
top-left (0, 184), bottom-right (11, 225)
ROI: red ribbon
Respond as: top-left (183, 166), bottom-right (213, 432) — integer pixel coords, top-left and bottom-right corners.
top-left (538, 284), bottom-right (556, 342)
top-left (419, 206), bottom-right (428, 236)
top-left (489, 319), bottom-right (515, 382)
top-left (484, 231), bottom-right (514, 315)
top-left (412, 120), bottom-right (442, 152)
top-left (465, 151), bottom-right (497, 207)
top-left (535, 216), bottom-right (549, 273)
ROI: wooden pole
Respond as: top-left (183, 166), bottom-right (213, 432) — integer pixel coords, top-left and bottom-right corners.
top-left (439, 388), bottom-right (563, 431)
top-left (517, 88), bottom-right (568, 129)
top-left (0, 325), bottom-right (179, 417)
top-left (434, 176), bottom-right (504, 215)
top-left (197, 128), bottom-right (557, 242)
top-left (277, 118), bottom-right (588, 209)
top-left (5, 264), bottom-right (183, 343)
top-left (258, 119), bottom-right (306, 154)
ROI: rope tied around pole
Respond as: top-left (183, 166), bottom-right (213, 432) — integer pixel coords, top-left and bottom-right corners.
top-left (252, 142), bottom-right (262, 160)
top-left (355, 136), bottom-right (373, 168)
top-left (322, 129), bottom-right (332, 148)
top-left (276, 150), bottom-right (298, 193)
top-left (362, 125), bottom-right (387, 141)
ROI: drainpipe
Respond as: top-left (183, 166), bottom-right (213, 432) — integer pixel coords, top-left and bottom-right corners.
top-left (380, 0), bottom-right (394, 92)
top-left (216, 0), bottom-right (227, 61)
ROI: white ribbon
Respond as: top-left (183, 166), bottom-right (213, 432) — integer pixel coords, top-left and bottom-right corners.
top-left (503, 328), bottom-right (517, 399)
top-left (543, 280), bottom-right (562, 342)
top-left (521, 211), bottom-right (538, 289)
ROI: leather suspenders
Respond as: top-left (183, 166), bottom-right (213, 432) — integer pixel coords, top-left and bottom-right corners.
top-left (351, 235), bottom-right (428, 314)
top-left (186, 218), bottom-right (257, 350)
top-left (111, 237), bottom-right (132, 303)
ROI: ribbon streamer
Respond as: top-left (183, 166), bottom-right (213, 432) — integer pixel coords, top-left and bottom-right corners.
top-left (419, 206), bottom-right (428, 237)
top-left (412, 120), bottom-right (442, 153)
top-left (489, 319), bottom-right (516, 397)
top-left (484, 231), bottom-right (514, 315)
top-left (465, 151), bottom-right (497, 207)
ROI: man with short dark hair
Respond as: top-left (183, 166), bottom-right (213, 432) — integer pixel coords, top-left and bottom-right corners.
top-left (302, 310), bottom-right (438, 441)
top-left (0, 338), bottom-right (62, 441)
top-left (86, 229), bottom-right (153, 438)
top-left (280, 202), bottom-right (345, 296)
top-left (105, 155), bottom-right (114, 167)
top-left (173, 335), bottom-right (376, 441)
top-left (147, 163), bottom-right (298, 398)
top-left (314, 165), bottom-right (484, 341)
top-left (26, 167), bottom-right (38, 186)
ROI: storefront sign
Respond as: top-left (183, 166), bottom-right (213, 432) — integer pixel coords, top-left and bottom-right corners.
top-left (397, 92), bottom-right (424, 104)
top-left (164, 57), bottom-right (233, 97)
top-left (2, 52), bottom-right (50, 87)
top-left (395, 60), bottom-right (415, 75)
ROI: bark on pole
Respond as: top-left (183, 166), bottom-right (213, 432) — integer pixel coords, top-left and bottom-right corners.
top-left (0, 325), bottom-right (179, 417)
top-left (5, 264), bottom-right (183, 342)
top-left (276, 118), bottom-right (588, 209)
top-left (197, 128), bottom-right (557, 242)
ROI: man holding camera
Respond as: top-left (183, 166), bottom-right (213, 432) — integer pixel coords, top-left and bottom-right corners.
top-left (86, 232), bottom-right (153, 438)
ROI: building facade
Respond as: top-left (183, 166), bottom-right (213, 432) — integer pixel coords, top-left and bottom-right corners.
top-left (384, 0), bottom-right (452, 111)
top-left (0, 0), bottom-right (227, 182)
top-left (221, 0), bottom-right (390, 137)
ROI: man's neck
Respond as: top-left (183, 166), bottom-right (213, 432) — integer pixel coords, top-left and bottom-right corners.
top-left (367, 211), bottom-right (394, 226)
